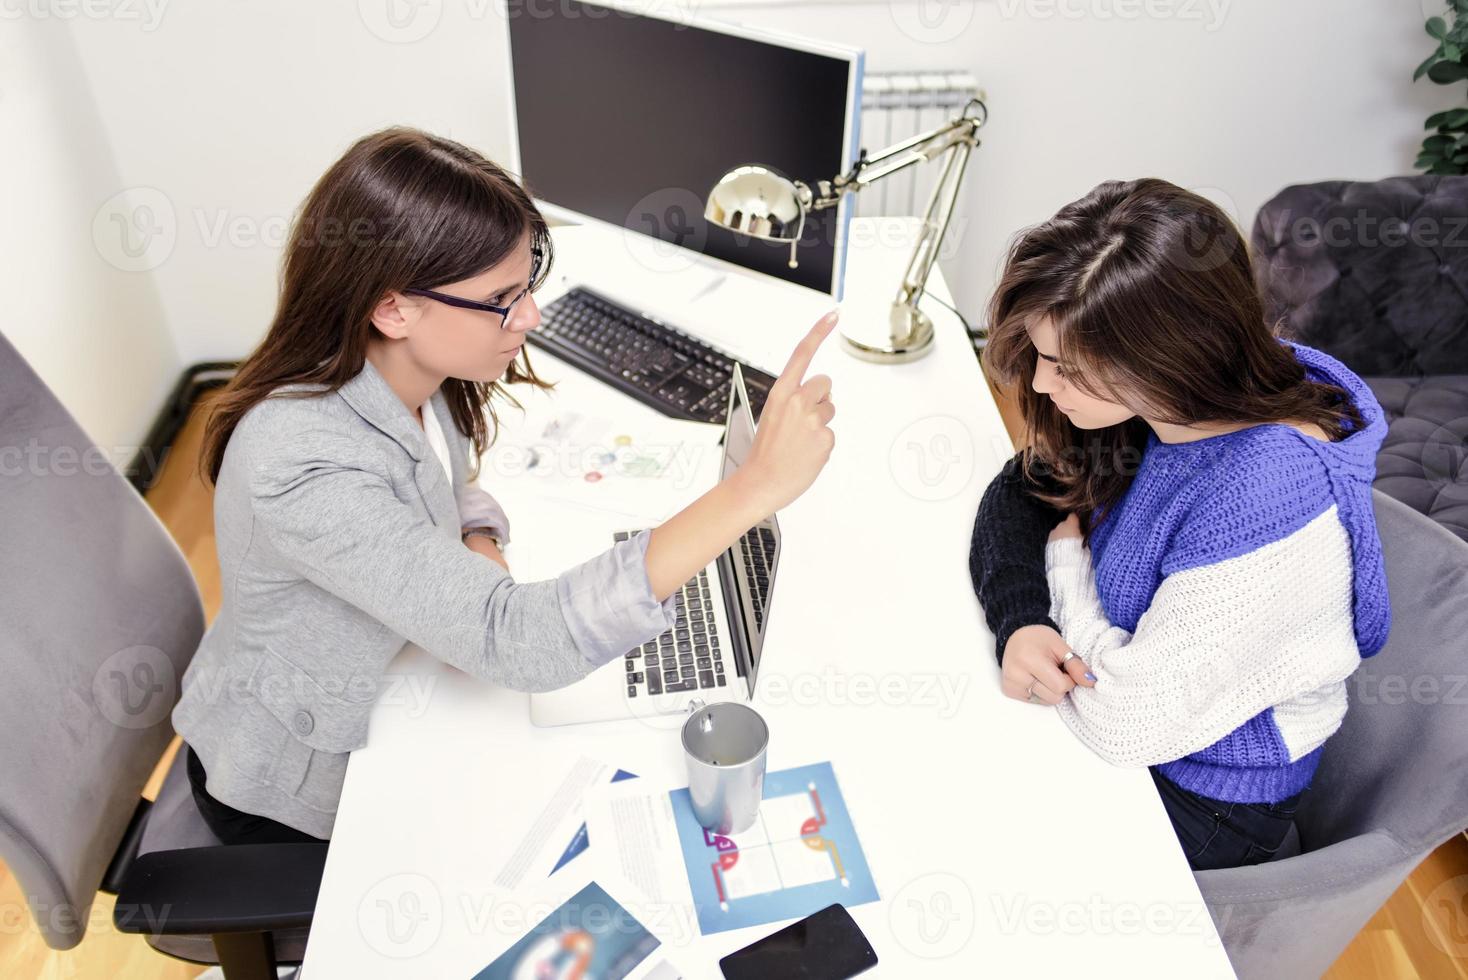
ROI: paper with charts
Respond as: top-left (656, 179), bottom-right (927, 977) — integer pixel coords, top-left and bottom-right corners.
top-left (669, 761), bottom-right (878, 935)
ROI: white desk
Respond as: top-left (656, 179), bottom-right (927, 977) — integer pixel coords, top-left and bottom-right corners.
top-left (299, 219), bottom-right (1236, 979)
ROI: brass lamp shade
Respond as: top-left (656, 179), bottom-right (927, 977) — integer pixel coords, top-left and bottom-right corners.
top-left (704, 165), bottom-right (806, 242)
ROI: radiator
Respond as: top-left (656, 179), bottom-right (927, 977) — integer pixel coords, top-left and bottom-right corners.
top-left (855, 70), bottom-right (981, 219)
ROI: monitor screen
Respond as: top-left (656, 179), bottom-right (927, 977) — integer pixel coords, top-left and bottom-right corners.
top-left (506, 0), bottom-right (861, 296)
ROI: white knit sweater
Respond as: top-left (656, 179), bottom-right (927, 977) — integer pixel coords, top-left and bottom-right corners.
top-left (1045, 505), bottom-right (1363, 772)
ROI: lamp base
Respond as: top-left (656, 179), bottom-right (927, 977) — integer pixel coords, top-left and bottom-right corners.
top-left (839, 303), bottom-right (935, 364)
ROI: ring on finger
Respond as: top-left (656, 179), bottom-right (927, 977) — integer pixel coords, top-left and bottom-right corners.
top-left (1061, 650), bottom-right (1077, 665)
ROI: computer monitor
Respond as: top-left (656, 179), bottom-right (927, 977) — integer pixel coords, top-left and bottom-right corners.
top-left (504, 0), bottom-right (863, 298)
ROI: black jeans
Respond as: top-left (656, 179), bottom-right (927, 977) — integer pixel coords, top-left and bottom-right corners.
top-left (1149, 769), bottom-right (1301, 871)
top-left (185, 745), bottom-right (327, 846)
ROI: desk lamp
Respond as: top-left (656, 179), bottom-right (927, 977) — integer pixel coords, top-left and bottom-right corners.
top-left (704, 97), bottom-right (987, 363)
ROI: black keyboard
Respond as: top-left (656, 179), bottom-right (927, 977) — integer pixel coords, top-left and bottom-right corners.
top-left (531, 287), bottom-right (776, 424)
top-left (615, 531), bottom-right (727, 696)
top-left (739, 526), bottom-right (777, 630)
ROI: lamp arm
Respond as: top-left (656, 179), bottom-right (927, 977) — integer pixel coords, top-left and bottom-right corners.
top-left (802, 98), bottom-right (987, 210)
top-left (894, 129), bottom-right (975, 314)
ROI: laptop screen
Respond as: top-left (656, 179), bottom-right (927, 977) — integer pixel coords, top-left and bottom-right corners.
top-left (719, 366), bottom-right (780, 692)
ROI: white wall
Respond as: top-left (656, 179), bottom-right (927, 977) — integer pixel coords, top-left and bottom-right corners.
top-left (697, 0), bottom-right (1464, 327)
top-left (60, 0), bottom-right (519, 368)
top-left (2, 16), bottom-right (181, 455)
top-left (58, 0), bottom-right (1464, 365)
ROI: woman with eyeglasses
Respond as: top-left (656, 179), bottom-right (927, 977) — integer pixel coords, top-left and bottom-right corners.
top-left (174, 128), bottom-right (838, 844)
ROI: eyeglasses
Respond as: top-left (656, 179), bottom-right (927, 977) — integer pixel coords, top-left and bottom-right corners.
top-left (404, 245), bottom-right (544, 331)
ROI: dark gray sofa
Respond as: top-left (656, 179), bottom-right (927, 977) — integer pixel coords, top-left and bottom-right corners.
top-left (1251, 175), bottom-right (1468, 541)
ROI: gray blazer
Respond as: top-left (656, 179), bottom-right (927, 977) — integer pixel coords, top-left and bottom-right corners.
top-left (173, 359), bottom-right (676, 838)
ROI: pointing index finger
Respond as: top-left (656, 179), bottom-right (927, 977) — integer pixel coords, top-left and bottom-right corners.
top-left (774, 310), bottom-right (839, 395)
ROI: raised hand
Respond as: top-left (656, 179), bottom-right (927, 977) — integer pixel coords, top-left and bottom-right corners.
top-left (738, 310), bottom-right (840, 516)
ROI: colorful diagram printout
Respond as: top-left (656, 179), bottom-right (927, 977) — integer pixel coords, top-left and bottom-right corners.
top-left (668, 761), bottom-right (878, 935)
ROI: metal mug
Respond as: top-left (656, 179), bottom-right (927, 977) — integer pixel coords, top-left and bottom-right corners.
top-left (682, 700), bottom-right (768, 835)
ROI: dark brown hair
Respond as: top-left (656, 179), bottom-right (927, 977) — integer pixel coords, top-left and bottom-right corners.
top-left (201, 127), bottom-right (554, 485)
top-left (982, 178), bottom-right (1363, 525)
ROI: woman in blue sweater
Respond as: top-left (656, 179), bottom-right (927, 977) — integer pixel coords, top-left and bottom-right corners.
top-left (968, 178), bottom-right (1390, 871)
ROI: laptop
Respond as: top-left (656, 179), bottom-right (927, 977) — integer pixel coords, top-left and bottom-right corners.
top-left (530, 364), bottom-right (781, 727)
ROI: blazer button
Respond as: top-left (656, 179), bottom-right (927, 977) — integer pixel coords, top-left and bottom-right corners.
top-left (293, 710), bottom-right (314, 736)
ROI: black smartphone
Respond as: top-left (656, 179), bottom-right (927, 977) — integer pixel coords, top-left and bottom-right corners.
top-left (718, 904), bottom-right (878, 980)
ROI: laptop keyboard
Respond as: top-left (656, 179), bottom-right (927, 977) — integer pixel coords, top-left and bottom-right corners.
top-left (615, 530), bottom-right (726, 696)
top-left (740, 526), bottom-right (777, 631)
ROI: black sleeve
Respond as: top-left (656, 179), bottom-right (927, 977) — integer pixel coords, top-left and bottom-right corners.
top-left (968, 452), bottom-right (1067, 665)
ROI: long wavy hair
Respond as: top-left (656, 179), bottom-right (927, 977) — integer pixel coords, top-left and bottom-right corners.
top-left (982, 178), bottom-right (1363, 526)
top-left (201, 127), bottom-right (554, 485)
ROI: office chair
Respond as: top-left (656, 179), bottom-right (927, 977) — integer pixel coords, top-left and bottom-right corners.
top-left (0, 329), bottom-right (327, 978)
top-left (1195, 490), bottom-right (1468, 978)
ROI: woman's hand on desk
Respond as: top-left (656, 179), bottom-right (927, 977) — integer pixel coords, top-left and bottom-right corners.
top-left (1001, 624), bottom-right (1094, 705)
top-left (644, 311), bottom-right (839, 602)
top-left (1000, 516), bottom-right (1093, 703)
top-left (735, 310), bottom-right (840, 514)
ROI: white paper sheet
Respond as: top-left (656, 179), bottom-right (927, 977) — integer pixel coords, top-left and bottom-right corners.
top-left (484, 408), bottom-right (723, 525)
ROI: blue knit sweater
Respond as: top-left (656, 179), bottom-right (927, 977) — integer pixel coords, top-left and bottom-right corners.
top-left (1045, 343), bottom-right (1390, 803)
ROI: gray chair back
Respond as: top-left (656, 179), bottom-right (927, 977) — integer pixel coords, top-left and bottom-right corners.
top-left (1197, 490), bottom-right (1468, 979)
top-left (0, 329), bottom-right (205, 949)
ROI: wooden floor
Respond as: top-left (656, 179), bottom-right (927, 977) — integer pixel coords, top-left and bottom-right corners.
top-left (2, 389), bottom-right (1464, 979)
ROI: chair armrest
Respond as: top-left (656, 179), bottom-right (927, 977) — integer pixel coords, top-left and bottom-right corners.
top-left (113, 843), bottom-right (329, 936)
top-left (101, 798), bottom-right (153, 895)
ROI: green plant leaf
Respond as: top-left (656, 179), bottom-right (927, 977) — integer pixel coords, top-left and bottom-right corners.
top-left (1428, 59), bottom-right (1468, 83)
top-left (1429, 16), bottom-right (1448, 39)
top-left (1416, 52), bottom-right (1440, 81)
top-left (1448, 108), bottom-right (1468, 127)
top-left (1445, 41), bottom-right (1463, 60)
top-left (1425, 134), bottom-right (1456, 152)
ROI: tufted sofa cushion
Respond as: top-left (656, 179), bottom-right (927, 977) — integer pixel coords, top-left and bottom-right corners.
top-left (1370, 375), bottom-right (1468, 540)
top-left (1252, 176), bottom-right (1468, 541)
